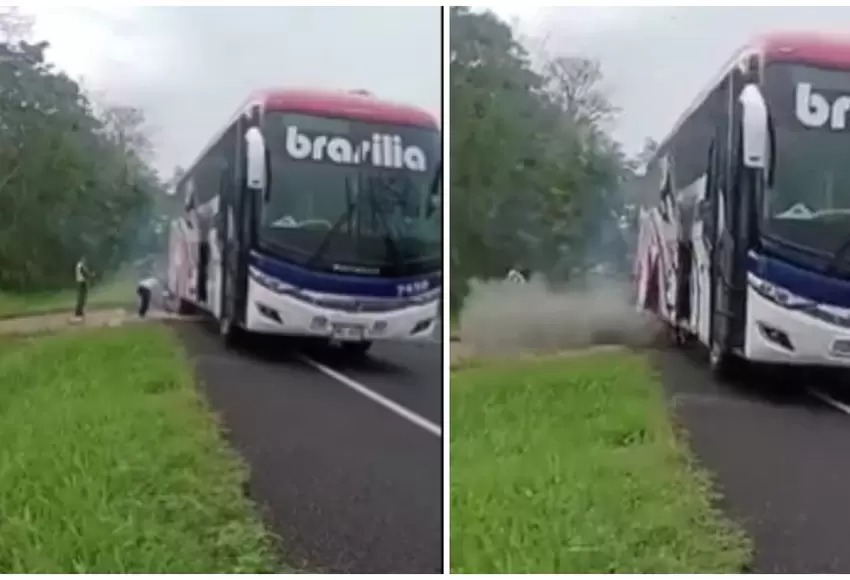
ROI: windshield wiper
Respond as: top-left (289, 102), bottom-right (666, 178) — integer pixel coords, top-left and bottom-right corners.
top-left (826, 236), bottom-right (850, 275)
top-left (365, 175), bottom-right (404, 272)
top-left (305, 176), bottom-right (356, 269)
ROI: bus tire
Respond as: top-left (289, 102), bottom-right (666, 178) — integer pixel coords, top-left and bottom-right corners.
top-left (342, 341), bottom-right (372, 356)
top-left (219, 313), bottom-right (242, 348)
top-left (177, 299), bottom-right (195, 315)
top-left (709, 341), bottom-right (738, 380)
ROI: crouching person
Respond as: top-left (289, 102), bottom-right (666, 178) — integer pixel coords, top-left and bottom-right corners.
top-left (137, 276), bottom-right (159, 318)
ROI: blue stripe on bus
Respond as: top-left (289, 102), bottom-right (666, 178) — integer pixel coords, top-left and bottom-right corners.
top-left (747, 251), bottom-right (850, 308)
top-left (249, 250), bottom-right (441, 298)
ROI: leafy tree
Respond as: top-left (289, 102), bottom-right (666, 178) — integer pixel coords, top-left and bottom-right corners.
top-left (450, 7), bottom-right (632, 309)
top-left (0, 18), bottom-right (163, 291)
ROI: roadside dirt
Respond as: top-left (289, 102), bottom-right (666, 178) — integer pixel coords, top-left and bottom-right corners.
top-left (0, 308), bottom-right (199, 337)
top-left (450, 340), bottom-right (629, 369)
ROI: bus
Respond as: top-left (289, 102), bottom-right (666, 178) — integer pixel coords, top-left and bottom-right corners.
top-left (167, 88), bottom-right (442, 353)
top-left (633, 32), bottom-right (850, 377)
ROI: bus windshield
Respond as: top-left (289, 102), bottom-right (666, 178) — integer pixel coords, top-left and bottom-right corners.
top-left (762, 63), bottom-right (850, 264)
top-left (258, 112), bottom-right (441, 276)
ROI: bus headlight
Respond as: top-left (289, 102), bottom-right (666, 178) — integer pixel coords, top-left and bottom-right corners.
top-left (751, 278), bottom-right (815, 310)
top-left (250, 268), bottom-right (295, 294)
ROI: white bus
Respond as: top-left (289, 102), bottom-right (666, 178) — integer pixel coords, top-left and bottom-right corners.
top-left (167, 88), bottom-right (442, 354)
top-left (634, 32), bottom-right (850, 377)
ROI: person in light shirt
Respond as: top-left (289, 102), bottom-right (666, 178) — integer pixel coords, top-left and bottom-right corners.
top-left (72, 256), bottom-right (93, 320)
top-left (137, 276), bottom-right (159, 318)
top-left (505, 265), bottom-right (530, 284)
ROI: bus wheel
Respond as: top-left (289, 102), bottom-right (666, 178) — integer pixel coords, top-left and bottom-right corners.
top-left (220, 314), bottom-right (241, 348)
top-left (177, 299), bottom-right (195, 316)
top-left (342, 341), bottom-right (372, 356)
top-left (709, 341), bottom-right (738, 380)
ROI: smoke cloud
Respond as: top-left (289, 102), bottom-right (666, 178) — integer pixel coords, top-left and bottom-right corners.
top-left (458, 274), bottom-right (661, 357)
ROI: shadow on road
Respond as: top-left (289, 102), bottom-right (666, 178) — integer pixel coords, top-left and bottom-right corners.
top-left (652, 344), bottom-right (828, 411)
top-left (187, 318), bottom-right (414, 377)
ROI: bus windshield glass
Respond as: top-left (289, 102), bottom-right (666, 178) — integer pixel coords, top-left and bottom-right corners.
top-left (762, 62), bottom-right (850, 263)
top-left (259, 112), bottom-right (441, 276)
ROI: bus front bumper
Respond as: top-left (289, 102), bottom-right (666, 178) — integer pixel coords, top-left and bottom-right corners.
top-left (244, 277), bottom-right (438, 342)
top-left (745, 285), bottom-right (850, 368)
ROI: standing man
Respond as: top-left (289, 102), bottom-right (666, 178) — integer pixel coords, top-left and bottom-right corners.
top-left (73, 256), bottom-right (92, 320)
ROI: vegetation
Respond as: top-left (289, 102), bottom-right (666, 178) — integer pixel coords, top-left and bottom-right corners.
top-left (450, 351), bottom-right (750, 573)
top-left (0, 274), bottom-right (135, 319)
top-left (449, 7), bottom-right (647, 312)
top-left (0, 325), bottom-right (279, 573)
top-left (0, 8), bottom-right (169, 293)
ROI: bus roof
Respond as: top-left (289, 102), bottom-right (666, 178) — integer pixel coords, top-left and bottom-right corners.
top-left (651, 31), bottom-right (850, 166)
top-left (758, 31), bottom-right (850, 69)
top-left (254, 88), bottom-right (439, 129)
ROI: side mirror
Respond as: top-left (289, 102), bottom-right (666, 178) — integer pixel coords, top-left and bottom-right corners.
top-left (739, 83), bottom-right (769, 169)
top-left (245, 127), bottom-right (267, 192)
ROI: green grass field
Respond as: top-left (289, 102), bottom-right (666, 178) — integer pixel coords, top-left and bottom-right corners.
top-left (0, 276), bottom-right (136, 319)
top-left (0, 325), bottom-right (280, 573)
top-left (450, 350), bottom-right (750, 573)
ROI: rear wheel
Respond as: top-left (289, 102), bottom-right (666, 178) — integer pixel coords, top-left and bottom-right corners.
top-left (177, 298), bottom-right (195, 315)
top-left (341, 341), bottom-right (372, 356)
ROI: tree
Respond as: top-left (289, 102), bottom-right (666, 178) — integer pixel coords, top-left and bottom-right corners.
top-left (450, 8), bottom-right (632, 311)
top-left (0, 26), bottom-right (163, 291)
top-left (99, 104), bottom-right (154, 163)
top-left (545, 56), bottom-right (619, 131)
top-left (636, 137), bottom-right (659, 168)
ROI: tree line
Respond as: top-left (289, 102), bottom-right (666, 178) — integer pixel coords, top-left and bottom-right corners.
top-left (449, 7), bottom-right (656, 312)
top-left (0, 9), bottom-right (167, 292)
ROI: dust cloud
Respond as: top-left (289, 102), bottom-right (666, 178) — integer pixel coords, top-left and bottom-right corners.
top-left (458, 275), bottom-right (661, 356)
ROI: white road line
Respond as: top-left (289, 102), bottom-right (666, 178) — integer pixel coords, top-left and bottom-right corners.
top-left (809, 388), bottom-right (850, 416)
top-left (299, 355), bottom-right (443, 438)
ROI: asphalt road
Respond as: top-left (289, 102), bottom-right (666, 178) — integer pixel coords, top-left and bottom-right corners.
top-left (172, 321), bottom-right (443, 574)
top-left (656, 347), bottom-right (850, 573)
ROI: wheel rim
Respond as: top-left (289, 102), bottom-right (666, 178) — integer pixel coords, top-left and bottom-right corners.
top-left (710, 342), bottom-right (721, 367)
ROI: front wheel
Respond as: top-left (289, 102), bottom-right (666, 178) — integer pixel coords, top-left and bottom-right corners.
top-left (341, 341), bottom-right (372, 356)
top-left (219, 313), bottom-right (242, 348)
top-left (709, 340), bottom-right (740, 380)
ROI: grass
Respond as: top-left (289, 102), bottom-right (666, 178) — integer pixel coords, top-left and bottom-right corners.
top-left (0, 325), bottom-right (280, 573)
top-left (0, 276), bottom-right (135, 319)
top-left (450, 350), bottom-right (750, 573)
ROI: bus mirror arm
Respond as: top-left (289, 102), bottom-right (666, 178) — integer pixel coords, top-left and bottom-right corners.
top-left (697, 198), bottom-right (710, 221)
top-left (766, 113), bottom-right (776, 188)
top-left (263, 148), bottom-right (272, 203)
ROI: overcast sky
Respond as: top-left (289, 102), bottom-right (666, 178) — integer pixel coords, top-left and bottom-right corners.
top-left (490, 6), bottom-right (850, 155)
top-left (27, 6), bottom-right (442, 176)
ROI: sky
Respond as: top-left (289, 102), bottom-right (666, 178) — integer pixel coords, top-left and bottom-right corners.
top-left (26, 6), bottom-right (442, 176)
top-left (489, 6), bottom-right (850, 155)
